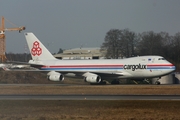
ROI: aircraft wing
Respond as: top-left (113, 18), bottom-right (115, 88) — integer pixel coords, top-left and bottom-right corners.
top-left (2, 65), bottom-right (130, 80)
top-left (6, 61), bottom-right (44, 66)
top-left (82, 71), bottom-right (131, 80)
top-left (55, 71), bottom-right (130, 80)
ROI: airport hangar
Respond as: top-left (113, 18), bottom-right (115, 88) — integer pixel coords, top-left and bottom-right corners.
top-left (53, 48), bottom-right (180, 84)
top-left (54, 47), bottom-right (106, 60)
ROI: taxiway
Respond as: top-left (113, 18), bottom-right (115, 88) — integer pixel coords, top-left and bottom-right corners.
top-left (0, 94), bottom-right (180, 100)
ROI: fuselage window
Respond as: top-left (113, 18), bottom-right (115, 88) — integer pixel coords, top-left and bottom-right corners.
top-left (158, 58), bottom-right (165, 60)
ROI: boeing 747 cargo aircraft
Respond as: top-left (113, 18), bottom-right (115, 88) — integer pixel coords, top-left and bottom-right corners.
top-left (5, 33), bottom-right (176, 85)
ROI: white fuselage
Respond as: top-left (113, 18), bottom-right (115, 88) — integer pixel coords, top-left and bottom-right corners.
top-left (30, 56), bottom-right (175, 80)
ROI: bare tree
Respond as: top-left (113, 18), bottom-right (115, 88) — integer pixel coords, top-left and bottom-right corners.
top-left (171, 32), bottom-right (180, 64)
top-left (136, 31), bottom-right (165, 55)
top-left (57, 48), bottom-right (63, 54)
top-left (158, 32), bottom-right (173, 59)
top-left (101, 29), bottom-right (137, 58)
top-left (101, 29), bottom-right (122, 59)
top-left (121, 29), bottom-right (137, 57)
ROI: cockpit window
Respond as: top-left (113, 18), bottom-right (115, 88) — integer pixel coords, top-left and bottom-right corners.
top-left (158, 58), bottom-right (165, 60)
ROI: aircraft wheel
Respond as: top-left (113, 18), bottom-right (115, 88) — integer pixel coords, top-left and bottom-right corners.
top-left (111, 80), bottom-right (120, 84)
top-left (155, 81), bottom-right (160, 85)
top-left (90, 81), bottom-right (106, 85)
top-left (101, 81), bottom-right (107, 84)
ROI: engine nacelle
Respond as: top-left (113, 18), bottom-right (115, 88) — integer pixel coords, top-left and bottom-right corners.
top-left (47, 71), bottom-right (64, 81)
top-left (84, 75), bottom-right (101, 83)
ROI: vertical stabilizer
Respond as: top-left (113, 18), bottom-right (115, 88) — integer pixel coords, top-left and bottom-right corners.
top-left (24, 32), bottom-right (57, 60)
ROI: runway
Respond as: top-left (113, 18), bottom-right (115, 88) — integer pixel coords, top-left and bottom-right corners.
top-left (1, 84), bottom-right (180, 100)
top-left (0, 94), bottom-right (180, 100)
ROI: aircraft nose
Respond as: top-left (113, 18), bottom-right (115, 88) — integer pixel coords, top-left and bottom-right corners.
top-left (170, 64), bottom-right (176, 72)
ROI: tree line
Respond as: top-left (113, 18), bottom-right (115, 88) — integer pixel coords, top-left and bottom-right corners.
top-left (5, 53), bottom-right (31, 62)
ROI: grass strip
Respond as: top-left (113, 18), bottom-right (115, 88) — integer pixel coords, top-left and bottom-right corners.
top-left (0, 100), bottom-right (180, 120)
top-left (0, 85), bottom-right (180, 95)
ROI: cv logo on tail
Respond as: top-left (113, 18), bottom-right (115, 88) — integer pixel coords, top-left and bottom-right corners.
top-left (31, 41), bottom-right (42, 56)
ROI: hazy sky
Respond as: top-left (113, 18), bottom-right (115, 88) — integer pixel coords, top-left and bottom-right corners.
top-left (1, 0), bottom-right (180, 53)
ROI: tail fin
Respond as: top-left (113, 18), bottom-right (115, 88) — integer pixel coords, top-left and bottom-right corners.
top-left (24, 32), bottom-right (57, 60)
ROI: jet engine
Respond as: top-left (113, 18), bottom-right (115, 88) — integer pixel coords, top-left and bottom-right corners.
top-left (84, 75), bottom-right (101, 83)
top-left (47, 71), bottom-right (64, 81)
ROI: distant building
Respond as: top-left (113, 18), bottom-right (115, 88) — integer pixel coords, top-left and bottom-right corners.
top-left (54, 48), bottom-right (106, 60)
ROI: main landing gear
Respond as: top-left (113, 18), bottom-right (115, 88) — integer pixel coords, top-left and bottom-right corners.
top-left (155, 81), bottom-right (161, 85)
top-left (90, 81), bottom-right (107, 85)
top-left (111, 79), bottom-right (120, 84)
top-left (155, 77), bottom-right (161, 85)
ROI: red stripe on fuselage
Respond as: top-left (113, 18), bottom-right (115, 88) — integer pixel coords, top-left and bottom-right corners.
top-left (41, 65), bottom-right (124, 68)
top-left (40, 64), bottom-right (174, 68)
top-left (147, 64), bottom-right (174, 66)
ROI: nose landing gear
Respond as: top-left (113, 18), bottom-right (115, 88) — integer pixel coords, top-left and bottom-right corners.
top-left (155, 77), bottom-right (161, 85)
